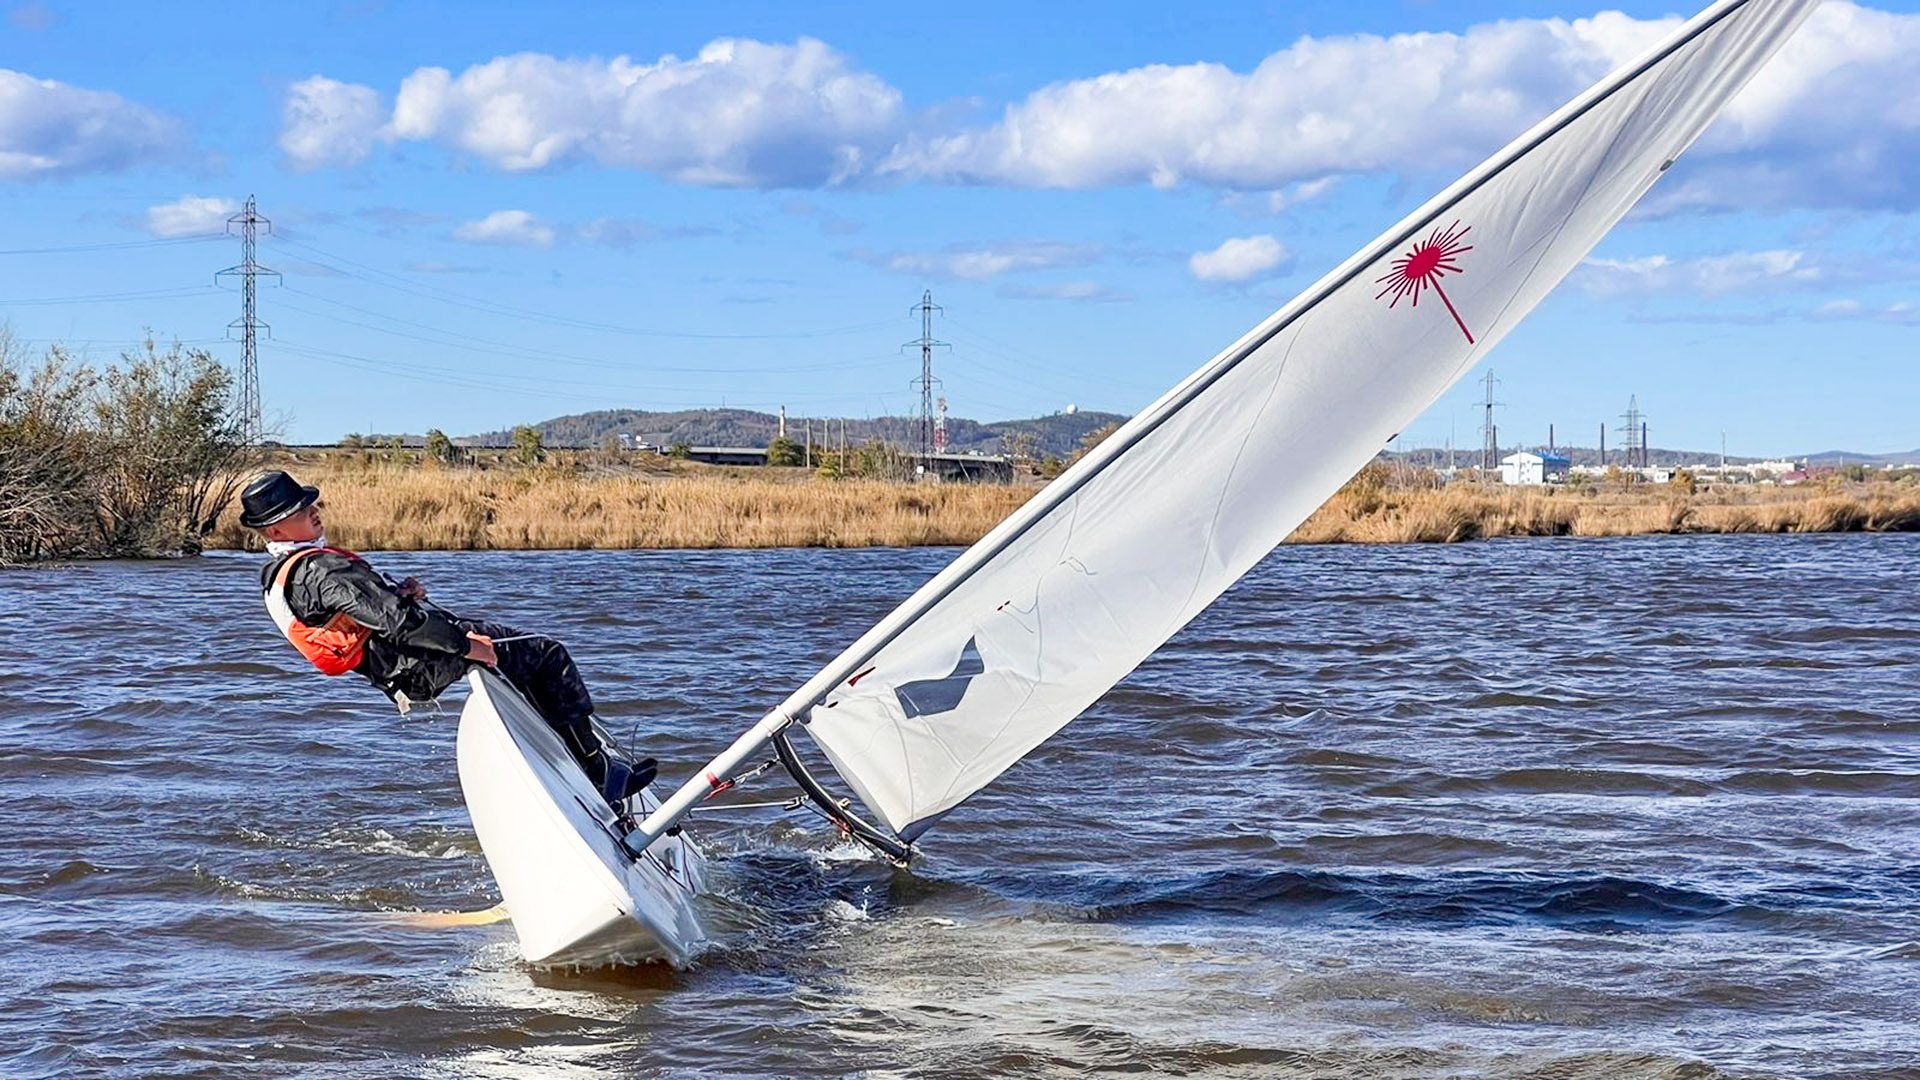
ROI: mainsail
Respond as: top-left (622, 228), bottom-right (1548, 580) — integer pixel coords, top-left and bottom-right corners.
top-left (633, 0), bottom-right (1819, 852)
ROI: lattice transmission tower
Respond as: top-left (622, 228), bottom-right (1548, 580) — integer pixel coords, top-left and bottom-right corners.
top-left (216, 195), bottom-right (278, 443)
top-left (905, 290), bottom-right (948, 475)
top-left (1619, 395), bottom-right (1648, 469)
top-left (1479, 368), bottom-right (1502, 473)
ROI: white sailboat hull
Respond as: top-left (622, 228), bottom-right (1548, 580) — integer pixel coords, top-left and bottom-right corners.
top-left (456, 670), bottom-right (706, 967)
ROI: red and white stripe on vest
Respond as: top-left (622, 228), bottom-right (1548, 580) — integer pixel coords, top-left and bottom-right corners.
top-left (263, 546), bottom-right (374, 676)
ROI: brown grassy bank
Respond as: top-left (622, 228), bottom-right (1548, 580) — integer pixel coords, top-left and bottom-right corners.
top-left (208, 456), bottom-right (1037, 550)
top-left (1289, 479), bottom-right (1920, 544)
top-left (207, 454), bottom-right (1920, 551)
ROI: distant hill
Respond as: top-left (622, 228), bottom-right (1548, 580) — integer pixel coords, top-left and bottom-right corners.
top-left (467, 407), bottom-right (1129, 458)
top-left (1796, 449), bottom-right (1920, 467)
top-left (359, 416), bottom-right (1916, 470)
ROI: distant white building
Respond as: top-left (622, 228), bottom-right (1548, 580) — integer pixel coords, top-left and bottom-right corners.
top-left (1696, 459), bottom-right (1799, 483)
top-left (1501, 451), bottom-right (1571, 485)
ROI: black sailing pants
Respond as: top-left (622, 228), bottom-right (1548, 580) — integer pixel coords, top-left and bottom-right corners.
top-left (462, 619), bottom-right (605, 785)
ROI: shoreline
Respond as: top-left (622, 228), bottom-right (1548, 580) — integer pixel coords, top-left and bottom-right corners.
top-left (198, 455), bottom-right (1920, 553)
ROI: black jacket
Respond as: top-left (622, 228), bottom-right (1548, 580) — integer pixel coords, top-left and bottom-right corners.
top-left (261, 548), bottom-right (472, 706)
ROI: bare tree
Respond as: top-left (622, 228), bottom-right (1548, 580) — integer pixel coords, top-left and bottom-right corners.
top-left (0, 335), bottom-right (98, 563)
top-left (89, 339), bottom-right (254, 554)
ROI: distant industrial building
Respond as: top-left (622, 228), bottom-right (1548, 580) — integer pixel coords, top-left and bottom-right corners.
top-left (1568, 464), bottom-right (1676, 484)
top-left (1500, 451), bottom-right (1571, 485)
top-left (676, 445), bottom-right (1015, 481)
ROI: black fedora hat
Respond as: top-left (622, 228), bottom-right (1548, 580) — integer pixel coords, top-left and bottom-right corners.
top-left (239, 470), bottom-right (320, 529)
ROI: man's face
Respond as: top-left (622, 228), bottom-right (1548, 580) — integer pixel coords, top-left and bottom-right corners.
top-left (262, 502), bottom-right (323, 543)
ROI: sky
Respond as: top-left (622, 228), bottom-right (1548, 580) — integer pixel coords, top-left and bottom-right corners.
top-left (1, 0), bottom-right (1916, 456)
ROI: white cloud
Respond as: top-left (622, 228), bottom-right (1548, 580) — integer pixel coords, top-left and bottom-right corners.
top-left (884, 15), bottom-right (1659, 190)
top-left (1266, 176), bottom-right (1340, 213)
top-left (144, 195), bottom-right (236, 238)
top-left (9, 5), bottom-right (55, 32)
top-left (1189, 235), bottom-right (1287, 283)
top-left (576, 218), bottom-right (655, 249)
top-left (452, 210), bottom-right (556, 247)
top-left (288, 38), bottom-right (902, 188)
top-left (280, 76), bottom-right (385, 169)
top-left (850, 241), bottom-right (1101, 281)
top-left (273, 6), bottom-right (1920, 212)
top-left (1812, 298), bottom-right (1920, 324)
top-left (1576, 250), bottom-right (1824, 297)
top-left (0, 68), bottom-right (181, 179)
top-left (882, 3), bottom-right (1920, 213)
top-left (1218, 176), bottom-right (1343, 217)
top-left (1637, 2), bottom-right (1920, 213)
top-left (998, 281), bottom-right (1132, 303)
top-left (575, 217), bottom-right (718, 247)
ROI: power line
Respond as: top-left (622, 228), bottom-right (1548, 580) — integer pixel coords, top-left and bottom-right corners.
top-left (274, 340), bottom-right (591, 401)
top-left (942, 315), bottom-right (1164, 396)
top-left (276, 284), bottom-right (904, 377)
top-left (10, 336), bottom-right (224, 348)
top-left (0, 285), bottom-right (218, 306)
top-left (0, 235), bottom-right (225, 256)
top-left (274, 338), bottom-right (869, 409)
top-left (273, 232), bottom-right (902, 342)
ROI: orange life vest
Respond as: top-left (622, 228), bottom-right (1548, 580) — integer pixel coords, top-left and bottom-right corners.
top-left (263, 546), bottom-right (374, 676)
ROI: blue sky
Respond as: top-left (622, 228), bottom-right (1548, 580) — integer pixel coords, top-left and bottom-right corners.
top-left (2, 0), bottom-right (1916, 455)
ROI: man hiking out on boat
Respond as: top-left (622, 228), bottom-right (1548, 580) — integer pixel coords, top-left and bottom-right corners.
top-left (240, 469), bottom-right (653, 807)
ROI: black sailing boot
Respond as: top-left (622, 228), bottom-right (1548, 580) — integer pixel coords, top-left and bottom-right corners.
top-left (598, 755), bottom-right (658, 810)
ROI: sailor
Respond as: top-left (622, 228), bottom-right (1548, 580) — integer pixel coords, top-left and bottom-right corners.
top-left (240, 469), bottom-right (653, 807)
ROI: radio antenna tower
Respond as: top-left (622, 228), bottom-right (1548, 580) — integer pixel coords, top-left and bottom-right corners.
top-left (904, 290), bottom-right (948, 475)
top-left (1479, 368), bottom-right (1502, 474)
top-left (216, 195), bottom-right (278, 443)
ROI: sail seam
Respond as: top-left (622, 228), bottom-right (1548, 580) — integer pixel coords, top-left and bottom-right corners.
top-left (1179, 326), bottom-right (1308, 624)
top-left (935, 495), bottom-right (1079, 817)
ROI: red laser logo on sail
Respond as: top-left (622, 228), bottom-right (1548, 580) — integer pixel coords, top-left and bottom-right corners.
top-left (1375, 220), bottom-right (1476, 344)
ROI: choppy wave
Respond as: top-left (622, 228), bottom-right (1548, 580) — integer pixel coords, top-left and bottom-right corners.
top-left (1, 535), bottom-right (1916, 1078)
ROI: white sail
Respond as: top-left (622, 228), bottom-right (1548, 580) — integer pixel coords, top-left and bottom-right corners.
top-left (793, 0), bottom-right (1820, 842)
top-left (626, 0), bottom-right (1821, 853)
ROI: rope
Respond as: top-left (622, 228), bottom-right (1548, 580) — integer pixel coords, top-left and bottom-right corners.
top-left (696, 797), bottom-right (805, 813)
top-left (703, 758), bottom-right (779, 800)
top-left (391, 575), bottom-right (549, 646)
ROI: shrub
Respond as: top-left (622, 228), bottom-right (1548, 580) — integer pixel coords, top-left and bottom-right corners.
top-left (89, 338), bottom-right (254, 555)
top-left (766, 435), bottom-right (803, 467)
top-left (511, 425), bottom-right (544, 465)
top-left (0, 332), bottom-right (256, 562)
top-left (425, 428), bottom-right (462, 465)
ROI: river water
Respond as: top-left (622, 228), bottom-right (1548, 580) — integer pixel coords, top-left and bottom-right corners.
top-left (2, 534), bottom-right (1916, 1079)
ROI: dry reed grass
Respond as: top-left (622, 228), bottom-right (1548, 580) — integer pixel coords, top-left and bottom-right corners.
top-left (208, 454), bottom-right (1920, 551)
top-left (1292, 481), bottom-right (1920, 545)
top-left (207, 457), bottom-right (1036, 551)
